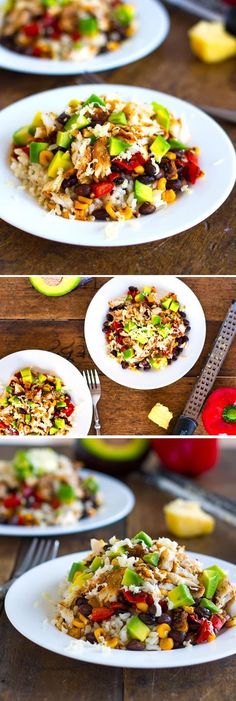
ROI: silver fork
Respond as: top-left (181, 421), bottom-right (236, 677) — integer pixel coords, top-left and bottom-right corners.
top-left (83, 369), bottom-right (101, 435)
top-left (0, 538), bottom-right (59, 601)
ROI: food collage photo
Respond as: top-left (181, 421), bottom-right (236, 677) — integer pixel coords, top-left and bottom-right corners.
top-left (0, 1), bottom-right (236, 700)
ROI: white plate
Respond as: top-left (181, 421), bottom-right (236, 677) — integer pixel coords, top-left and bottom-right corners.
top-left (0, 349), bottom-right (92, 437)
top-left (5, 551), bottom-right (236, 668)
top-left (84, 276), bottom-right (206, 390)
top-left (0, 84), bottom-right (235, 248)
top-left (0, 469), bottom-right (135, 536)
top-left (0, 0), bottom-right (169, 75)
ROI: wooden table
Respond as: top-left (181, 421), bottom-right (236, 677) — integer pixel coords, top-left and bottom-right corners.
top-left (0, 443), bottom-right (235, 701)
top-left (0, 275), bottom-right (235, 435)
top-left (0, 7), bottom-right (235, 275)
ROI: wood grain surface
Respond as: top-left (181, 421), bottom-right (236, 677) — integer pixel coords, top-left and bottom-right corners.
top-left (0, 443), bottom-right (235, 701)
top-left (0, 7), bottom-right (235, 275)
top-left (0, 275), bottom-right (235, 435)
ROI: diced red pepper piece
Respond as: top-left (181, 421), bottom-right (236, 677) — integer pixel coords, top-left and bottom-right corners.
top-left (113, 321), bottom-right (123, 330)
top-left (183, 161), bottom-right (202, 185)
top-left (18, 515), bottom-right (26, 525)
top-left (186, 150), bottom-right (199, 165)
top-left (92, 182), bottom-right (114, 198)
top-left (110, 602), bottom-right (127, 611)
top-left (113, 152), bottom-right (146, 173)
top-left (211, 614), bottom-right (225, 631)
top-left (4, 495), bottom-right (21, 509)
top-left (108, 172), bottom-right (122, 182)
top-left (91, 607), bottom-right (114, 622)
top-left (71, 30), bottom-right (81, 41)
top-left (32, 47), bottom-right (42, 57)
top-left (123, 591), bottom-right (153, 606)
top-left (63, 402), bottom-right (75, 417)
top-left (24, 23), bottom-right (40, 37)
top-left (196, 619), bottom-right (214, 644)
top-left (51, 498), bottom-right (61, 510)
top-left (202, 388), bottom-right (236, 436)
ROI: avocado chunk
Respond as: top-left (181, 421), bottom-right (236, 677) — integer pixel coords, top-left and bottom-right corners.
top-left (13, 125), bottom-right (31, 146)
top-left (57, 483), bottom-right (75, 503)
top-left (83, 476), bottom-right (99, 494)
top-left (109, 136), bottom-right (130, 157)
top-left (162, 297), bottom-right (173, 309)
top-left (49, 427), bottom-right (58, 435)
top-left (143, 552), bottom-right (160, 567)
top-left (127, 616), bottom-right (150, 642)
top-left (109, 111), bottom-right (127, 125)
top-left (47, 150), bottom-right (72, 178)
top-left (151, 135), bottom-right (170, 162)
top-left (132, 531), bottom-right (153, 548)
top-left (149, 357), bottom-right (168, 369)
top-left (151, 315), bottom-right (161, 325)
top-left (170, 300), bottom-right (180, 312)
top-left (29, 142), bottom-right (48, 163)
top-left (30, 110), bottom-right (44, 128)
top-left (38, 373), bottom-right (47, 383)
top-left (55, 378), bottom-right (62, 391)
top-left (54, 418), bottom-right (65, 430)
top-left (56, 131), bottom-right (73, 149)
top-left (200, 598), bottom-right (219, 613)
top-left (90, 556), bottom-right (102, 572)
top-left (113, 5), bottom-right (135, 25)
top-left (64, 112), bottom-right (91, 132)
top-left (168, 583), bottom-right (195, 609)
top-left (201, 565), bottom-right (226, 598)
top-left (84, 94), bottom-right (106, 107)
top-left (123, 348), bottom-right (135, 360)
top-left (158, 325), bottom-right (171, 339)
top-left (135, 179), bottom-right (154, 204)
top-left (72, 571), bottom-right (93, 588)
top-left (152, 102), bottom-right (170, 131)
top-left (124, 320), bottom-right (137, 332)
top-left (168, 138), bottom-right (188, 150)
top-left (68, 561), bottom-right (86, 582)
top-left (122, 568), bottom-right (144, 587)
top-left (108, 545), bottom-right (126, 560)
top-left (29, 276), bottom-right (81, 297)
top-left (79, 17), bottom-right (98, 35)
top-left (20, 368), bottom-right (32, 384)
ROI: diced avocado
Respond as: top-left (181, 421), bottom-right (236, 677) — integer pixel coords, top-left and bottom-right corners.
top-left (64, 112), bottom-right (91, 132)
top-left (30, 111), bottom-right (44, 128)
top-left (79, 16), bottom-right (98, 35)
top-left (9, 396), bottom-right (22, 406)
top-left (168, 138), bottom-right (188, 150)
top-left (143, 552), bottom-right (160, 567)
top-left (127, 615), bottom-right (150, 642)
top-left (122, 568), bottom-right (144, 587)
top-left (72, 571), bottom-right (93, 588)
top-left (143, 286), bottom-right (152, 295)
top-left (158, 325), bottom-right (170, 339)
top-left (149, 357), bottom-right (168, 369)
top-left (25, 414), bottom-right (31, 425)
top-left (29, 142), bottom-right (49, 163)
top-left (113, 5), bottom-right (135, 25)
top-left (38, 373), bottom-right (47, 383)
top-left (109, 136), bottom-right (130, 157)
top-left (0, 397), bottom-right (8, 407)
top-left (57, 483), bottom-right (76, 503)
top-left (83, 476), bottom-right (99, 494)
top-left (68, 561), bottom-right (86, 582)
top-left (170, 300), bottom-right (180, 312)
top-left (56, 401), bottom-right (67, 408)
top-left (108, 545), bottom-right (126, 559)
top-left (29, 276), bottom-right (81, 297)
top-left (20, 368), bottom-right (32, 384)
top-left (109, 111), bottom-right (127, 125)
top-left (55, 378), bottom-right (62, 390)
top-left (124, 321), bottom-right (137, 332)
top-left (6, 386), bottom-right (13, 394)
top-left (54, 418), bottom-right (65, 430)
top-left (49, 428), bottom-right (58, 435)
top-left (200, 598), bottom-right (220, 613)
top-left (56, 131), bottom-right (73, 149)
top-left (135, 292), bottom-right (146, 302)
top-left (13, 125), bottom-right (31, 146)
top-left (123, 348), bottom-right (134, 360)
top-left (168, 583), bottom-right (195, 609)
top-left (151, 315), bottom-right (161, 325)
top-left (132, 531), bottom-right (153, 548)
top-left (90, 556), bottom-right (102, 572)
top-left (84, 94), bottom-right (106, 107)
top-left (201, 565), bottom-right (226, 598)
top-left (150, 135), bottom-right (170, 162)
top-left (152, 102), bottom-right (170, 131)
top-left (47, 150), bottom-right (72, 178)
top-left (135, 179), bottom-right (153, 204)
top-left (162, 297), bottom-right (173, 309)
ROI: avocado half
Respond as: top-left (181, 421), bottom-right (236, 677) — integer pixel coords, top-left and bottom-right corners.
top-left (29, 276), bottom-right (81, 297)
top-left (77, 438), bottom-right (150, 476)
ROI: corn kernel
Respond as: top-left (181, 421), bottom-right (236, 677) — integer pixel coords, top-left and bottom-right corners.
top-left (79, 613), bottom-right (88, 625)
top-left (69, 628), bottom-right (81, 639)
top-left (157, 623), bottom-right (171, 639)
top-left (74, 201), bottom-right (88, 210)
top-left (121, 206), bottom-right (133, 220)
top-left (106, 637), bottom-right (119, 648)
top-left (105, 203), bottom-right (118, 220)
top-left (207, 633), bottom-right (216, 642)
top-left (62, 210), bottom-right (70, 219)
top-left (107, 41), bottom-right (120, 51)
top-left (95, 628), bottom-right (104, 642)
top-left (160, 637), bottom-right (174, 650)
top-left (166, 151), bottom-right (176, 160)
top-left (39, 150), bottom-right (53, 167)
top-left (73, 619), bottom-right (84, 629)
top-left (78, 196), bottom-right (92, 205)
top-left (226, 617), bottom-right (236, 628)
top-left (134, 165), bottom-right (145, 174)
top-left (184, 606), bottom-right (194, 614)
top-left (136, 602), bottom-right (148, 612)
top-left (126, 25), bottom-right (135, 37)
top-left (178, 621), bottom-right (188, 633)
top-left (162, 189), bottom-right (176, 203)
top-left (157, 177), bottom-right (167, 190)
top-left (75, 210), bottom-right (86, 220)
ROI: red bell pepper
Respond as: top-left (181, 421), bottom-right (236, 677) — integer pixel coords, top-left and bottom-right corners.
top-left (183, 161), bottom-right (202, 185)
top-left (202, 388), bottom-right (236, 435)
top-left (24, 23), bottom-right (40, 37)
top-left (211, 614), bottom-right (225, 631)
top-left (91, 607), bottom-right (114, 622)
top-left (151, 438), bottom-right (219, 476)
top-left (63, 402), bottom-right (75, 418)
top-left (123, 591), bottom-right (153, 606)
top-left (113, 152), bottom-right (146, 172)
top-left (92, 182), bottom-right (114, 198)
top-left (196, 619), bottom-right (214, 644)
top-left (4, 495), bottom-right (21, 509)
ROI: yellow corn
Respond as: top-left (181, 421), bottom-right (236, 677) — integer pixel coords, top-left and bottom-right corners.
top-left (73, 619), bottom-right (84, 629)
top-left (226, 617), bottom-right (236, 628)
top-left (78, 196), bottom-right (92, 205)
top-left (39, 150), bottom-right (53, 167)
top-left (136, 602), bottom-right (148, 612)
top-left (69, 628), bottom-right (81, 639)
top-left (126, 25), bottom-right (136, 37)
top-left (160, 637), bottom-right (174, 651)
top-left (134, 165), bottom-right (145, 174)
top-left (107, 42), bottom-right (120, 51)
top-left (106, 637), bottom-right (119, 648)
top-left (162, 189), bottom-right (176, 203)
top-left (47, 203), bottom-right (56, 211)
top-left (94, 628), bottom-right (104, 642)
top-left (75, 210), bottom-right (86, 220)
top-left (157, 623), bottom-right (171, 639)
top-left (69, 99), bottom-right (80, 108)
top-left (207, 633), bottom-right (216, 642)
top-left (79, 613), bottom-right (88, 625)
top-left (105, 203), bottom-right (118, 220)
top-left (170, 174), bottom-right (178, 180)
top-left (62, 210), bottom-right (70, 219)
top-left (184, 606), bottom-right (194, 614)
top-left (178, 620), bottom-right (188, 633)
top-left (157, 177), bottom-right (167, 191)
top-left (121, 206), bottom-right (133, 220)
top-left (147, 294), bottom-right (155, 303)
top-left (74, 201), bottom-right (89, 210)
top-left (166, 151), bottom-right (176, 160)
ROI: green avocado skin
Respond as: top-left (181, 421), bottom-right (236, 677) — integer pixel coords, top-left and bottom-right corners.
top-left (29, 276), bottom-right (81, 297)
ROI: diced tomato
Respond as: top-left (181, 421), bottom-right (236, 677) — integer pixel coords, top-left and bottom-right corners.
top-left (196, 619), bottom-right (214, 644)
top-left (123, 591), bottom-right (153, 606)
top-left (4, 495), bottom-right (21, 509)
top-left (92, 182), bottom-right (114, 198)
top-left (183, 161), bottom-right (202, 185)
top-left (113, 152), bottom-right (146, 172)
top-left (211, 614), bottom-right (225, 631)
top-left (63, 402), bottom-right (75, 417)
top-left (24, 23), bottom-right (40, 37)
top-left (91, 607), bottom-right (114, 622)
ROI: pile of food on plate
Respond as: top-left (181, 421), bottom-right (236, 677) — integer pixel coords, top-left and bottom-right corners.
top-left (0, 1), bottom-right (136, 61)
top-left (54, 531), bottom-right (236, 650)
top-left (0, 448), bottom-right (101, 527)
top-left (0, 367), bottom-right (75, 436)
top-left (103, 285), bottom-right (190, 371)
top-left (10, 93), bottom-right (203, 223)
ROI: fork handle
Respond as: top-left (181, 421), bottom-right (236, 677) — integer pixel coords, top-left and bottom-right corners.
top-left (0, 578), bottom-right (15, 600)
top-left (94, 405), bottom-right (101, 435)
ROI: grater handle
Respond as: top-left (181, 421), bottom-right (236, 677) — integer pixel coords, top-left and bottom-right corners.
top-left (172, 415), bottom-right (197, 435)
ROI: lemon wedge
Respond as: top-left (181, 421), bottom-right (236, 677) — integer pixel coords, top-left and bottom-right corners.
top-left (148, 402), bottom-right (173, 430)
top-left (164, 499), bottom-right (215, 538)
top-left (189, 21), bottom-right (236, 63)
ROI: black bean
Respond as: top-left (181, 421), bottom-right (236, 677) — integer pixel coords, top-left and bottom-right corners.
top-left (185, 325), bottom-right (191, 332)
top-left (75, 596), bottom-right (86, 607)
top-left (166, 178), bottom-right (183, 191)
top-left (107, 313), bottom-right (113, 321)
top-left (126, 640), bottom-right (146, 651)
top-left (149, 604), bottom-right (158, 616)
top-left (156, 613), bottom-right (172, 625)
top-left (141, 359), bottom-right (151, 370)
top-left (138, 613), bottom-right (156, 626)
top-left (113, 176), bottom-right (125, 185)
top-left (128, 286), bottom-right (138, 292)
top-left (155, 168), bottom-right (165, 180)
top-left (78, 602), bottom-right (92, 617)
top-left (57, 112), bottom-right (69, 125)
top-left (195, 606), bottom-right (211, 619)
top-left (139, 203), bottom-right (156, 216)
top-left (121, 361), bottom-right (129, 369)
top-left (137, 175), bottom-right (156, 184)
top-left (93, 208), bottom-right (109, 221)
top-left (181, 335), bottom-right (189, 344)
top-left (61, 174), bottom-right (78, 190)
top-left (86, 633), bottom-right (96, 645)
top-left (171, 629), bottom-right (186, 644)
top-left (102, 322), bottom-right (110, 332)
top-left (188, 621), bottom-right (201, 632)
top-left (145, 161), bottom-right (157, 177)
top-left (193, 598), bottom-right (200, 606)
top-left (75, 184), bottom-right (91, 197)
top-left (179, 311), bottom-right (186, 318)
